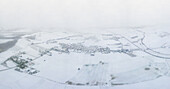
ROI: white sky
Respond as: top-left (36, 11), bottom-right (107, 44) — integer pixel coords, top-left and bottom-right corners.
top-left (0, 0), bottom-right (170, 29)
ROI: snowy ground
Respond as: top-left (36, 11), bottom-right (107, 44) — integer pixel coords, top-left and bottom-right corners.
top-left (0, 28), bottom-right (170, 89)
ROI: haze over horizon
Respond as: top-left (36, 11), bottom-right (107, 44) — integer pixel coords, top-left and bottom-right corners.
top-left (0, 0), bottom-right (170, 31)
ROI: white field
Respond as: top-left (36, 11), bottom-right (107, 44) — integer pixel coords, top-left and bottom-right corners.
top-left (0, 28), bottom-right (170, 89)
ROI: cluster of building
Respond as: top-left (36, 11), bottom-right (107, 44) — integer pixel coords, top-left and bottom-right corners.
top-left (56, 43), bottom-right (111, 56)
top-left (2, 52), bottom-right (39, 75)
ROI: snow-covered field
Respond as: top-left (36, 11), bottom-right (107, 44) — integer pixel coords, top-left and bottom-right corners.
top-left (0, 39), bottom-right (14, 44)
top-left (0, 28), bottom-right (170, 89)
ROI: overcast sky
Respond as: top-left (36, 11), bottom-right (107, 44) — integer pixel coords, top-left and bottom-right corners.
top-left (0, 0), bottom-right (170, 30)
